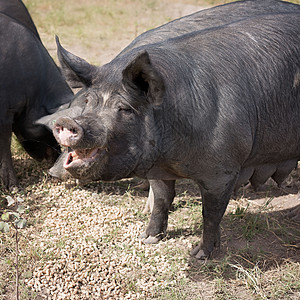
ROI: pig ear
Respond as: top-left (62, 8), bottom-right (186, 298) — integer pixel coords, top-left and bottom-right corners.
top-left (56, 36), bottom-right (98, 88)
top-left (122, 51), bottom-right (165, 106)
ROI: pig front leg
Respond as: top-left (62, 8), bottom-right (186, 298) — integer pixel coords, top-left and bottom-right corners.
top-left (141, 179), bottom-right (175, 243)
top-left (0, 125), bottom-right (19, 189)
top-left (191, 176), bottom-right (237, 259)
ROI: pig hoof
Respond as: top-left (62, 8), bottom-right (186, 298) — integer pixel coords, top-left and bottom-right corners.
top-left (139, 231), bottom-right (148, 239)
top-left (10, 186), bottom-right (21, 193)
top-left (190, 245), bottom-right (210, 260)
top-left (195, 250), bottom-right (208, 260)
top-left (143, 235), bottom-right (162, 244)
top-left (140, 231), bottom-right (164, 244)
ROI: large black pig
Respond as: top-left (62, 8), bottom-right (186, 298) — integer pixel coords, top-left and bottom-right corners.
top-left (39, 11), bottom-right (300, 259)
top-left (0, 9), bottom-right (73, 189)
top-left (47, 0), bottom-right (300, 214)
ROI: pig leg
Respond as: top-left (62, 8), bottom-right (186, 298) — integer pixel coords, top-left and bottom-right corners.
top-left (134, 179), bottom-right (152, 214)
top-left (191, 176), bottom-right (237, 259)
top-left (141, 179), bottom-right (175, 243)
top-left (0, 123), bottom-right (19, 189)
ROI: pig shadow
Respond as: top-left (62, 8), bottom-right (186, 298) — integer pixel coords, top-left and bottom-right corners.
top-left (12, 156), bottom-right (53, 187)
top-left (168, 205), bottom-right (300, 281)
top-left (81, 178), bottom-right (150, 198)
top-left (169, 177), bottom-right (299, 212)
top-left (167, 171), bottom-right (300, 280)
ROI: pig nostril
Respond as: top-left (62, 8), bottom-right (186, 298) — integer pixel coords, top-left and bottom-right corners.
top-left (54, 125), bottom-right (78, 135)
top-left (54, 118), bottom-right (83, 147)
top-left (70, 128), bottom-right (77, 135)
top-left (55, 126), bottom-right (63, 134)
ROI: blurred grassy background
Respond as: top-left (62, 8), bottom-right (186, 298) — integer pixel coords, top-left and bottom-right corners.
top-left (22, 0), bottom-right (236, 64)
top-left (23, 0), bottom-right (300, 65)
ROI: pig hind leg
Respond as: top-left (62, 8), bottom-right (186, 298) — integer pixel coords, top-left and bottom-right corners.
top-left (191, 175), bottom-right (237, 259)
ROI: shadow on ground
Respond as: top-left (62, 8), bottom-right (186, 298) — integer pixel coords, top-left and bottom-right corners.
top-left (184, 202), bottom-right (300, 282)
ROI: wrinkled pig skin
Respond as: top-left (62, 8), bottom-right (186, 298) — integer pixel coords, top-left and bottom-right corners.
top-left (40, 10), bottom-right (300, 258)
top-left (0, 3), bottom-right (73, 189)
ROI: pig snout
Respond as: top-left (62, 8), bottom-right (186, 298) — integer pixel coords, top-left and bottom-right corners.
top-left (53, 117), bottom-right (83, 148)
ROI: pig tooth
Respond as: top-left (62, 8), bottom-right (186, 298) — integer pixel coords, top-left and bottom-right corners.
top-left (90, 148), bottom-right (99, 158)
top-left (66, 147), bottom-right (101, 162)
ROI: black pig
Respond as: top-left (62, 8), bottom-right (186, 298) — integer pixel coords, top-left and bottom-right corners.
top-left (0, 6), bottom-right (73, 189)
top-left (47, 0), bottom-right (300, 215)
top-left (39, 11), bottom-right (300, 259)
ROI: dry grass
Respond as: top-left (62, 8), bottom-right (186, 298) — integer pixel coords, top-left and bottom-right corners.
top-left (26, 0), bottom-right (212, 65)
top-left (1, 145), bottom-right (299, 299)
top-left (1, 1), bottom-right (300, 299)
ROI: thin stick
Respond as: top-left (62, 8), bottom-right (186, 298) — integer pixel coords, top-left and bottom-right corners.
top-left (15, 226), bottom-right (19, 300)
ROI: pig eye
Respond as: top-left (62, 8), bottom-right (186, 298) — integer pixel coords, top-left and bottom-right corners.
top-left (84, 99), bottom-right (89, 104)
top-left (118, 106), bottom-right (133, 114)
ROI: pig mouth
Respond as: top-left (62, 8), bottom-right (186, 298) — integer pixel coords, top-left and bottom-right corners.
top-left (63, 147), bottom-right (104, 169)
